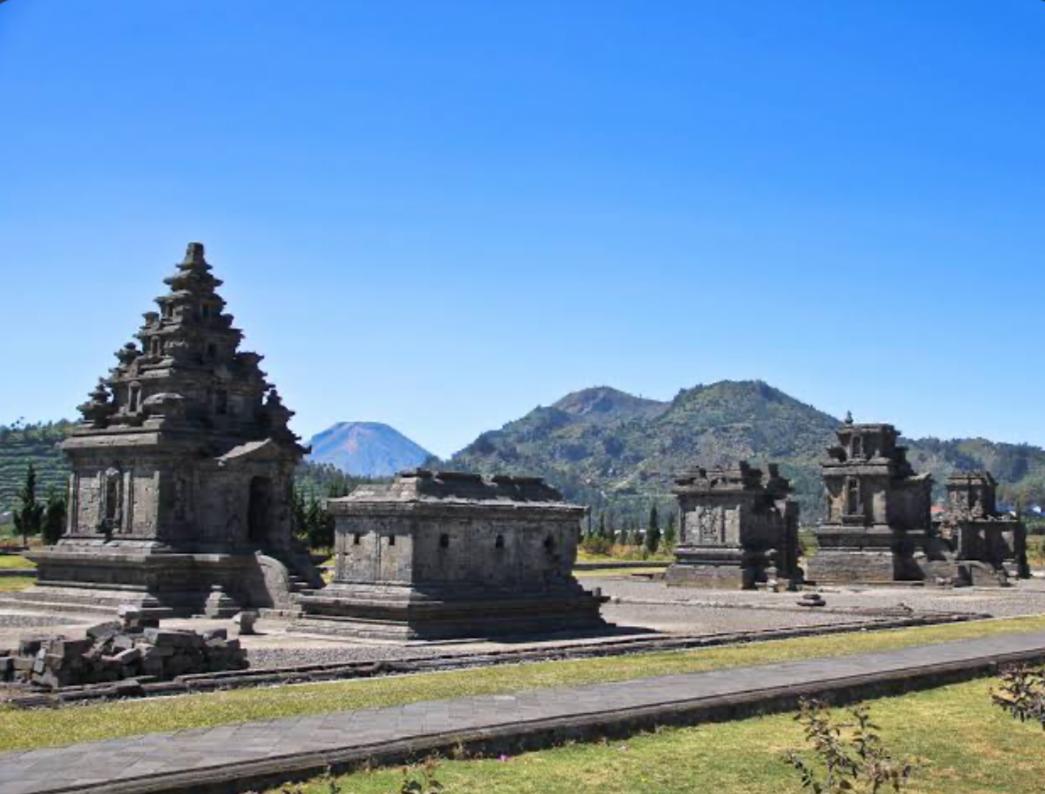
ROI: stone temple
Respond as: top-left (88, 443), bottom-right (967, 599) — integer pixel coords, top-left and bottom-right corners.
top-left (934, 471), bottom-right (1030, 583)
top-left (16, 243), bottom-right (321, 617)
top-left (665, 461), bottom-right (801, 589)
top-left (293, 469), bottom-right (608, 639)
top-left (806, 416), bottom-right (939, 584)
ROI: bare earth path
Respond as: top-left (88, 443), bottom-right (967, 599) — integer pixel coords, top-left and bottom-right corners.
top-left (1, 631), bottom-right (1043, 794)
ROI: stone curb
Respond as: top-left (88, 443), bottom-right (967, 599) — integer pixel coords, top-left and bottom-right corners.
top-left (0, 569), bottom-right (36, 579)
top-left (24, 642), bottom-right (1045, 794)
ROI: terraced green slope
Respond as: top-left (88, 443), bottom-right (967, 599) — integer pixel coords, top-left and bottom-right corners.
top-left (0, 422), bottom-right (73, 513)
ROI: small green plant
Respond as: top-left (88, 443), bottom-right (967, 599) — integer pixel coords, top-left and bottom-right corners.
top-left (398, 756), bottom-right (444, 793)
top-left (992, 663), bottom-right (1045, 729)
top-left (784, 698), bottom-right (914, 793)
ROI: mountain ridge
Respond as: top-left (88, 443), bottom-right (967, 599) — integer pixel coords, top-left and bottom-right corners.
top-left (449, 380), bottom-right (1045, 523)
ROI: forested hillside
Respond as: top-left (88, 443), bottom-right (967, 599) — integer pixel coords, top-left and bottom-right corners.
top-left (0, 421), bottom-right (73, 513)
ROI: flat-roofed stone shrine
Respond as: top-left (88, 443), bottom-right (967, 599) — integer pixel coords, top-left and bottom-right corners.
top-left (934, 471), bottom-right (1030, 584)
top-left (292, 469), bottom-right (608, 639)
top-left (665, 461), bottom-right (801, 589)
top-left (12, 243), bottom-right (322, 617)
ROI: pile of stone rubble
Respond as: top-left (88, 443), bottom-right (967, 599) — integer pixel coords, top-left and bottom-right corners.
top-left (0, 607), bottom-right (248, 690)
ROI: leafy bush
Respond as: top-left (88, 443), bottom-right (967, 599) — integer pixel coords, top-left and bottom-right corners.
top-left (992, 664), bottom-right (1045, 729)
top-left (784, 698), bottom-right (914, 793)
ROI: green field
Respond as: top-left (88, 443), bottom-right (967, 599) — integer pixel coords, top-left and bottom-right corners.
top-left (0, 554), bottom-right (35, 570)
top-left (277, 677), bottom-right (1045, 794)
top-left (1, 614), bottom-right (1043, 754)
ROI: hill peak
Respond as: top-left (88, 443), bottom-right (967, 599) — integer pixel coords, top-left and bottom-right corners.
top-left (552, 386), bottom-right (667, 421)
top-left (308, 422), bottom-right (431, 478)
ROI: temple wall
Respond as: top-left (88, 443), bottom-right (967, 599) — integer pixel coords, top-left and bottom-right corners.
top-left (332, 513), bottom-right (578, 589)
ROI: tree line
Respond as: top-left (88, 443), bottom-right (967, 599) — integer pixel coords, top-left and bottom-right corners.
top-left (580, 503), bottom-right (678, 556)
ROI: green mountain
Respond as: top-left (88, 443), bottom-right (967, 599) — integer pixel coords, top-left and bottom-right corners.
top-left (450, 380), bottom-right (1045, 525)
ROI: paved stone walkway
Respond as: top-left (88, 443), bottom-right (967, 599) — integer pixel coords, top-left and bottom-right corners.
top-left (1, 631), bottom-right (1044, 794)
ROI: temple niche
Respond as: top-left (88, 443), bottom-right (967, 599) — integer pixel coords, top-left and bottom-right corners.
top-left (18, 243), bottom-right (321, 617)
top-left (806, 416), bottom-right (939, 584)
top-left (934, 471), bottom-right (1030, 583)
top-left (293, 469), bottom-right (608, 639)
top-left (665, 461), bottom-right (801, 589)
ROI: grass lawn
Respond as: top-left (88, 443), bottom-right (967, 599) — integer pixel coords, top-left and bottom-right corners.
top-left (0, 554), bottom-right (35, 570)
top-left (0, 614), bottom-right (1043, 754)
top-left (576, 546), bottom-right (673, 565)
top-left (0, 576), bottom-right (34, 592)
top-left (281, 677), bottom-right (1045, 794)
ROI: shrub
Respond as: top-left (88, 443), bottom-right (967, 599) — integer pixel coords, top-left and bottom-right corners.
top-left (992, 664), bottom-right (1045, 729)
top-left (784, 698), bottom-right (914, 793)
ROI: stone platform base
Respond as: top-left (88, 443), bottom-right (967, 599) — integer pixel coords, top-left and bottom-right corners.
top-left (291, 583), bottom-right (609, 640)
top-left (665, 563), bottom-right (751, 589)
top-left (805, 549), bottom-right (909, 585)
top-left (8, 545), bottom-right (305, 618)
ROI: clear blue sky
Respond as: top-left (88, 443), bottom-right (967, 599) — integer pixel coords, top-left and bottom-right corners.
top-left (2, 1), bottom-right (1043, 458)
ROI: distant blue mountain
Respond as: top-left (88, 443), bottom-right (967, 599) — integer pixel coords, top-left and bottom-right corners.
top-left (307, 422), bottom-right (432, 477)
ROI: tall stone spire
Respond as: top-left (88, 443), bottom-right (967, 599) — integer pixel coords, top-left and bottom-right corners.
top-left (29, 242), bottom-right (319, 619)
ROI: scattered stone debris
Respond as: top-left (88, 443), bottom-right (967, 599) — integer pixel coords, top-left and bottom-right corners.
top-left (798, 592), bottom-right (826, 608)
top-left (0, 607), bottom-right (247, 690)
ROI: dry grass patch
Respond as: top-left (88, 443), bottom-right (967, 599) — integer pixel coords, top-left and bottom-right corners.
top-left (0, 576), bottom-right (34, 592)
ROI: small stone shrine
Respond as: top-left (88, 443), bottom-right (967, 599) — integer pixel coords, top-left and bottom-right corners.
top-left (934, 471), bottom-right (1030, 583)
top-left (665, 461), bottom-right (801, 589)
top-left (292, 469), bottom-right (608, 639)
top-left (806, 415), bottom-right (937, 584)
top-left (16, 243), bottom-right (321, 617)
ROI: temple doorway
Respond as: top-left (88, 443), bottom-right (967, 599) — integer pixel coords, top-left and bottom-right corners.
top-left (248, 476), bottom-right (272, 546)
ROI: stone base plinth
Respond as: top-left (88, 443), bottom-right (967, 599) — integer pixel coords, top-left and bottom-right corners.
top-left (4, 543), bottom-right (301, 617)
top-left (805, 549), bottom-right (917, 585)
top-left (664, 563), bottom-right (751, 589)
top-left (290, 582), bottom-right (609, 641)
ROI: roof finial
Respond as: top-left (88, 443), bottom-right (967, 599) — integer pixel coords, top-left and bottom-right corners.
top-left (844, 410), bottom-right (854, 425)
top-left (183, 242), bottom-right (206, 266)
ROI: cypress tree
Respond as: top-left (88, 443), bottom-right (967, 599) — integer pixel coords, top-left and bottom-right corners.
top-left (12, 463), bottom-right (44, 548)
top-left (645, 504), bottom-right (661, 553)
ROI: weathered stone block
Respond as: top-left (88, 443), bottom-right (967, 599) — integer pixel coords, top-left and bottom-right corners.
top-left (85, 621), bottom-right (122, 643)
top-left (233, 611), bottom-right (258, 635)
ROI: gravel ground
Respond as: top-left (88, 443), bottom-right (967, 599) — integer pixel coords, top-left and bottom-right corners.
top-left (0, 613), bottom-right (85, 630)
top-left (587, 575), bottom-right (1045, 620)
top-left (2, 576), bottom-right (1042, 671)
